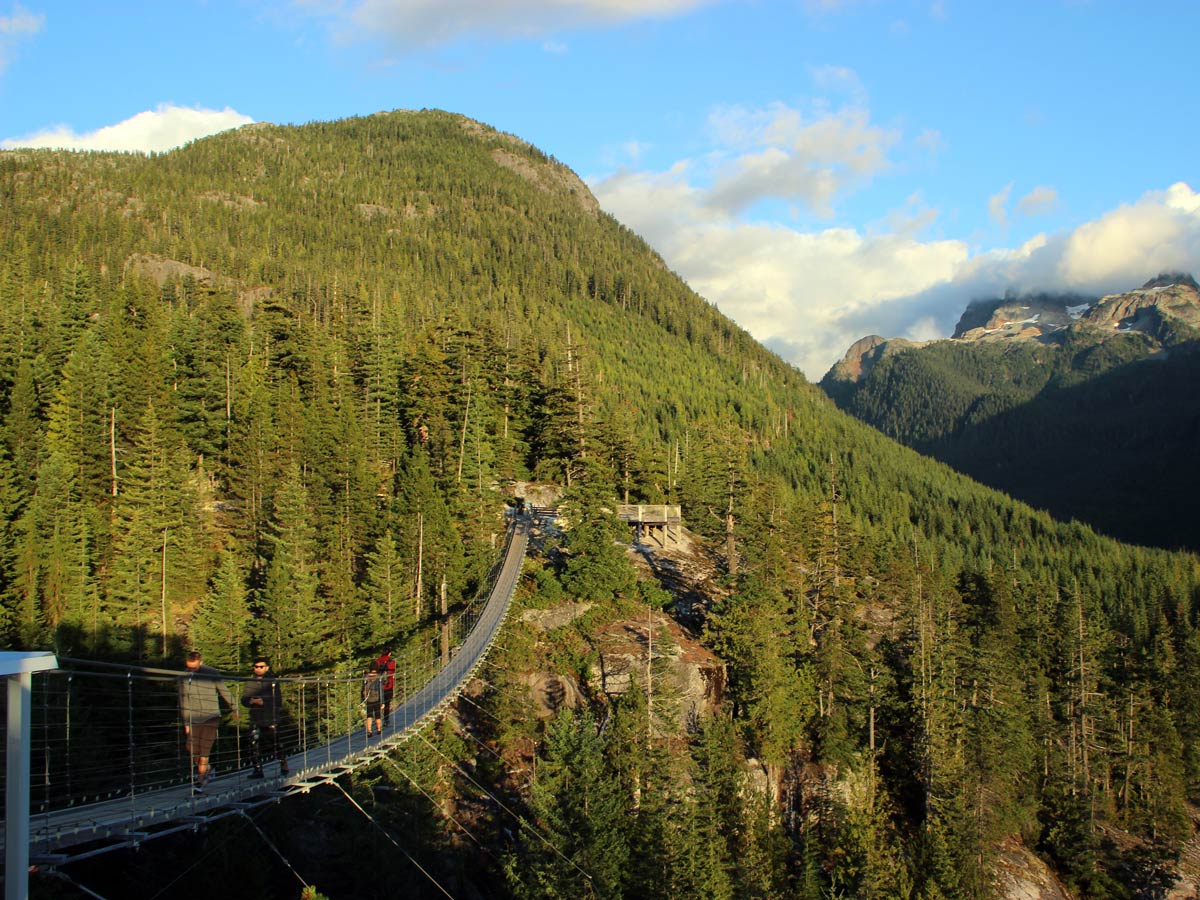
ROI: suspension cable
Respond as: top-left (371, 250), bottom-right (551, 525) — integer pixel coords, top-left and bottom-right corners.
top-left (443, 704), bottom-right (507, 766)
top-left (145, 812), bottom-right (261, 900)
top-left (414, 731), bottom-right (594, 886)
top-left (330, 781), bottom-right (456, 900)
top-left (452, 690), bottom-right (506, 731)
top-left (44, 868), bottom-right (114, 900)
top-left (238, 811), bottom-right (310, 890)
top-left (379, 757), bottom-right (496, 858)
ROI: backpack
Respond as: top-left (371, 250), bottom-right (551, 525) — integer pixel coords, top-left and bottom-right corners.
top-left (362, 675), bottom-right (382, 704)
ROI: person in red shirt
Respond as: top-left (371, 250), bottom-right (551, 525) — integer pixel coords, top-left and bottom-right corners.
top-left (374, 647), bottom-right (396, 726)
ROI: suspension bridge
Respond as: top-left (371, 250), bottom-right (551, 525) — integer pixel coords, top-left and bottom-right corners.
top-left (2, 514), bottom-right (533, 899)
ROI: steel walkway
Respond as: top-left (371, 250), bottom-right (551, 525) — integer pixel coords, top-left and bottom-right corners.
top-left (3, 516), bottom-right (530, 867)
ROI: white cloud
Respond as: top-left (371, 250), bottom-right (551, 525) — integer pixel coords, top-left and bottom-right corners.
top-left (702, 102), bottom-right (898, 216)
top-left (811, 65), bottom-right (868, 106)
top-left (0, 3), bottom-right (43, 72)
top-left (988, 182), bottom-right (1012, 227)
top-left (1058, 182), bottom-right (1200, 287)
top-left (594, 162), bottom-right (967, 379)
top-left (1015, 185), bottom-right (1058, 218)
top-left (913, 128), bottom-right (945, 158)
top-left (597, 127), bottom-right (1200, 380)
top-left (308, 0), bottom-right (714, 48)
top-left (1, 105), bottom-right (255, 153)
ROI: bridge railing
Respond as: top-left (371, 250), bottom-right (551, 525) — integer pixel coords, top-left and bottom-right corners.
top-left (2, 519), bottom-right (526, 817)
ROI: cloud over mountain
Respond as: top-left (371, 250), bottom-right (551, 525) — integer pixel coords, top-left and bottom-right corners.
top-left (596, 152), bottom-right (1200, 379)
top-left (0, 105), bottom-right (254, 153)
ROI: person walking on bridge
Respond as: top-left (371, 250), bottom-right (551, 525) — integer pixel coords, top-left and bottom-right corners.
top-left (243, 657), bottom-right (289, 779)
top-left (374, 647), bottom-right (396, 725)
top-left (179, 650), bottom-right (232, 792)
top-left (362, 663), bottom-right (384, 738)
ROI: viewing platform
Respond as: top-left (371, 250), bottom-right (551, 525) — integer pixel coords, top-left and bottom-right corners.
top-left (616, 504), bottom-right (683, 548)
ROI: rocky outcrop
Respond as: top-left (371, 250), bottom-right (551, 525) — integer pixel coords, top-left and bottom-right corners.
top-left (521, 601), bottom-right (593, 632)
top-left (509, 481), bottom-right (564, 510)
top-left (821, 335), bottom-right (921, 392)
top-left (952, 293), bottom-right (1085, 342)
top-left (827, 335), bottom-right (893, 383)
top-left (993, 838), bottom-right (1073, 900)
top-left (123, 253), bottom-right (272, 317)
top-left (490, 149), bottom-right (601, 218)
top-left (518, 599), bottom-right (724, 727)
top-left (588, 612), bottom-right (724, 728)
top-left (1081, 277), bottom-right (1200, 337)
top-left (518, 672), bottom-right (586, 718)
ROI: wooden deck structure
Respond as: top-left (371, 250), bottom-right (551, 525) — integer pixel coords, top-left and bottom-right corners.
top-left (616, 504), bottom-right (683, 548)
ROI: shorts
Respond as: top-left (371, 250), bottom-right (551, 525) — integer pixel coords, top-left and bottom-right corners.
top-left (186, 717), bottom-right (220, 759)
top-left (365, 701), bottom-right (382, 718)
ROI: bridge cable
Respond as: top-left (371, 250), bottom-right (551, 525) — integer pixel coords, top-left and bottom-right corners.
top-left (237, 811), bottom-right (311, 891)
top-left (144, 813), bottom-right (266, 900)
top-left (379, 757), bottom-right (498, 860)
top-left (452, 723), bottom-right (507, 768)
top-left (330, 781), bottom-right (457, 900)
top-left (414, 731), bottom-right (594, 886)
top-left (453, 689), bottom-right (506, 732)
top-left (43, 868), bottom-right (114, 900)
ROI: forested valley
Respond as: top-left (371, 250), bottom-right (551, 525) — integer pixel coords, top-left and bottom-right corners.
top-left (819, 288), bottom-right (1200, 554)
top-left (4, 110), bottom-right (1200, 899)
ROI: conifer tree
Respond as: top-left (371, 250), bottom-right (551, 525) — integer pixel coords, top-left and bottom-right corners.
top-left (190, 548), bottom-right (251, 670)
top-left (257, 462), bottom-right (325, 670)
top-left (363, 528), bottom-right (412, 648)
top-left (511, 707), bottom-right (629, 899)
top-left (107, 399), bottom-right (207, 658)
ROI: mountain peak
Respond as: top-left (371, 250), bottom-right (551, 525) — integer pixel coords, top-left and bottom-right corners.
top-left (820, 334), bottom-right (920, 392)
top-left (1142, 271), bottom-right (1199, 290)
top-left (951, 292), bottom-right (1091, 342)
top-left (1082, 273), bottom-right (1200, 336)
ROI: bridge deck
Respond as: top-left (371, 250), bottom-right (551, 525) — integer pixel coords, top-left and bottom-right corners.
top-left (7, 518), bottom-right (529, 864)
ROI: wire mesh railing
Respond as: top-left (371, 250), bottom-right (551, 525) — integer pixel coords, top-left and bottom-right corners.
top-left (1, 515), bottom-right (529, 833)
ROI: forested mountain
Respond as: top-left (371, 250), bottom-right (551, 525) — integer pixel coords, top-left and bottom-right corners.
top-left (821, 277), bottom-right (1200, 553)
top-left (4, 111), bottom-right (1200, 899)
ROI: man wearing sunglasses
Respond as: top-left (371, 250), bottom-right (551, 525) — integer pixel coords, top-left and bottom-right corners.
top-left (242, 657), bottom-right (290, 779)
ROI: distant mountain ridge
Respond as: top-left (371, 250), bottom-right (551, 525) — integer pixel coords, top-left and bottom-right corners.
top-left (821, 274), bottom-right (1200, 551)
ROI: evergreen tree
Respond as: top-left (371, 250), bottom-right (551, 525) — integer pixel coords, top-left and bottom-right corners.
top-left (190, 548), bottom-right (252, 670)
top-left (107, 399), bottom-right (207, 658)
top-left (510, 707), bottom-right (629, 899)
top-left (363, 527), bottom-right (413, 648)
top-left (257, 462), bottom-right (325, 670)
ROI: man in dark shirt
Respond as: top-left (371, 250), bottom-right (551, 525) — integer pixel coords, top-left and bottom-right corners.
top-left (242, 657), bottom-right (289, 778)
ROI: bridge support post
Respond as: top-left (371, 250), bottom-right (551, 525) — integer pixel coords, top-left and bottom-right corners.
top-left (3, 652), bottom-right (57, 900)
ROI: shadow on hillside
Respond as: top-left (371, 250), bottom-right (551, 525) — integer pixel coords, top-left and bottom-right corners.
top-left (928, 340), bottom-right (1200, 552)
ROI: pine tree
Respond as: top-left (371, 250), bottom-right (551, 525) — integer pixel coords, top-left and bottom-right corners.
top-left (190, 548), bottom-right (252, 670)
top-left (510, 707), bottom-right (629, 899)
top-left (363, 528), bottom-right (413, 648)
top-left (257, 462), bottom-right (325, 670)
top-left (107, 399), bottom-right (207, 658)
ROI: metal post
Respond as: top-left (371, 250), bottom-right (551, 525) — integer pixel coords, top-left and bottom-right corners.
top-left (4, 652), bottom-right (57, 900)
top-left (7, 673), bottom-right (33, 900)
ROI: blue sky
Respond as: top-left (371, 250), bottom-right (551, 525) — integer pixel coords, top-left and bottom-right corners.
top-left (3, 1), bottom-right (1199, 378)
